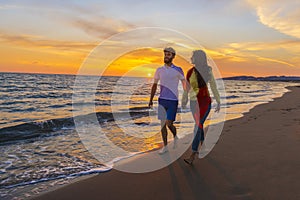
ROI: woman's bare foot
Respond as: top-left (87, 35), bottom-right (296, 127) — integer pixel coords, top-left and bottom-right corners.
top-left (184, 152), bottom-right (198, 165)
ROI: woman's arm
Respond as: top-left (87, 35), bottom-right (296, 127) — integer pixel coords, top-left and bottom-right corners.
top-left (181, 89), bottom-right (189, 108)
top-left (209, 72), bottom-right (221, 112)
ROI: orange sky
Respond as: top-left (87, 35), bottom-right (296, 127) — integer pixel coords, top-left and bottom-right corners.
top-left (0, 1), bottom-right (300, 77)
top-left (1, 38), bottom-right (299, 77)
top-left (101, 49), bottom-right (192, 77)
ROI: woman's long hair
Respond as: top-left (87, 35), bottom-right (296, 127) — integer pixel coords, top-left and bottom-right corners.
top-left (192, 50), bottom-right (211, 87)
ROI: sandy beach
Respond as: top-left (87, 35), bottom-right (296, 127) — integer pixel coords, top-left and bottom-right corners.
top-left (32, 86), bottom-right (300, 200)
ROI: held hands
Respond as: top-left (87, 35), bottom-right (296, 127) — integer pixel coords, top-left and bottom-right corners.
top-left (181, 91), bottom-right (188, 109)
top-left (181, 99), bottom-right (187, 109)
top-left (215, 102), bottom-right (220, 113)
top-left (148, 100), bottom-right (153, 109)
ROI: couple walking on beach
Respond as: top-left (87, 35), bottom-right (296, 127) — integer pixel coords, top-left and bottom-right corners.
top-left (148, 47), bottom-right (220, 164)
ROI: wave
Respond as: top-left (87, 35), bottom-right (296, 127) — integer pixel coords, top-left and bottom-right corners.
top-left (239, 89), bottom-right (269, 93)
top-left (221, 95), bottom-right (239, 99)
top-left (25, 92), bottom-right (72, 99)
top-left (249, 94), bottom-right (268, 98)
top-left (225, 101), bottom-right (258, 106)
top-left (0, 107), bottom-right (156, 145)
top-left (1, 166), bottom-right (112, 189)
top-left (0, 118), bottom-right (75, 144)
top-left (48, 104), bottom-right (69, 109)
top-left (1, 101), bottom-right (30, 106)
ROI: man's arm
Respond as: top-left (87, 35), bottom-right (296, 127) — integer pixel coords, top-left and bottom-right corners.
top-left (148, 80), bottom-right (158, 108)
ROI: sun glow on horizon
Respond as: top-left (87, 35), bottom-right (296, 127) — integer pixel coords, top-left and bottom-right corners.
top-left (95, 48), bottom-right (192, 77)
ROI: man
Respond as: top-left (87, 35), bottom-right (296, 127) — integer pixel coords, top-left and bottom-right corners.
top-left (148, 47), bottom-right (186, 154)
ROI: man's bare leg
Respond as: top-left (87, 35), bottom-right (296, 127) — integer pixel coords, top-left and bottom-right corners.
top-left (166, 120), bottom-right (176, 137)
top-left (161, 120), bottom-right (168, 146)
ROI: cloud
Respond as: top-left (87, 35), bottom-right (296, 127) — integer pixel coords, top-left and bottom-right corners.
top-left (0, 1), bottom-right (136, 39)
top-left (47, 2), bottom-right (137, 38)
top-left (213, 39), bottom-right (300, 67)
top-left (247, 0), bottom-right (300, 38)
top-left (255, 56), bottom-right (294, 66)
top-left (70, 17), bottom-right (136, 38)
top-left (228, 39), bottom-right (300, 51)
top-left (0, 4), bottom-right (16, 9)
top-left (0, 32), bottom-right (96, 52)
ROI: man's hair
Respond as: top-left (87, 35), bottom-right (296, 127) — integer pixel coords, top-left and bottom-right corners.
top-left (163, 47), bottom-right (176, 55)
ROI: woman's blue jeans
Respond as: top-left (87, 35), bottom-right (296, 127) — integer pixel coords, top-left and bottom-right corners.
top-left (190, 101), bottom-right (211, 152)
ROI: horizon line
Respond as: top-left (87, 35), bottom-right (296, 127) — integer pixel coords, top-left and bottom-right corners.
top-left (1, 71), bottom-right (299, 79)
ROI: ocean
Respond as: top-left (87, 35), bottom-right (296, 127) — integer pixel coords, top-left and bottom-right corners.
top-left (0, 72), bottom-right (297, 199)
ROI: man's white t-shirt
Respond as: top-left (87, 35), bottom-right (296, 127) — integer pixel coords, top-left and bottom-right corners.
top-left (154, 64), bottom-right (185, 101)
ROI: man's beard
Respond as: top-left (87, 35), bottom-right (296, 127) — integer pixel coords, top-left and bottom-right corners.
top-left (164, 57), bottom-right (173, 64)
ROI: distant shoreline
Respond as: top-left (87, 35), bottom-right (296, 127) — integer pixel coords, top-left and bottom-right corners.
top-left (1, 71), bottom-right (300, 81)
top-left (222, 75), bottom-right (300, 82)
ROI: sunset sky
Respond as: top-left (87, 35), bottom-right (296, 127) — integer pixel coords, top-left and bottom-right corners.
top-left (0, 0), bottom-right (300, 77)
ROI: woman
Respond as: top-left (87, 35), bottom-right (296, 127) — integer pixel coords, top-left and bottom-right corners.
top-left (182, 49), bottom-right (220, 165)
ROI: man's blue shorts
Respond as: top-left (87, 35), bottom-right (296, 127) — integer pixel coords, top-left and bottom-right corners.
top-left (158, 98), bottom-right (178, 121)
